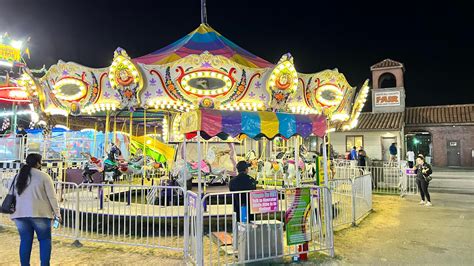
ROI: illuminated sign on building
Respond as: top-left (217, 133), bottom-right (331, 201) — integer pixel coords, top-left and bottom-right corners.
top-left (374, 91), bottom-right (400, 107)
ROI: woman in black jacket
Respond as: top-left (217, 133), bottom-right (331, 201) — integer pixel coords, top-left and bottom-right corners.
top-left (414, 156), bottom-right (433, 206)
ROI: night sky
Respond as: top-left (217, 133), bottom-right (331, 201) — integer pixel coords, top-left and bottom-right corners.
top-left (1, 0), bottom-right (473, 108)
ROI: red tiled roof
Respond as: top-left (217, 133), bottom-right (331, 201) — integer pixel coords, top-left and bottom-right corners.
top-left (353, 112), bottom-right (404, 130)
top-left (405, 104), bottom-right (474, 125)
top-left (370, 59), bottom-right (404, 70)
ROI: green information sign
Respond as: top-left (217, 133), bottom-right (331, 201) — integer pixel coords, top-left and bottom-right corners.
top-left (285, 187), bottom-right (312, 245)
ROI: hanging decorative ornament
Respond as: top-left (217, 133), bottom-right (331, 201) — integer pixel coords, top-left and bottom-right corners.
top-left (109, 48), bottom-right (143, 110)
top-left (266, 53), bottom-right (298, 111)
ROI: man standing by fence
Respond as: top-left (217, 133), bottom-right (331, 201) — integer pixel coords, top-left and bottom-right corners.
top-left (229, 161), bottom-right (257, 222)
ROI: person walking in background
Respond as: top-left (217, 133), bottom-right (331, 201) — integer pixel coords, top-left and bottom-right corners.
top-left (389, 143), bottom-right (397, 162)
top-left (357, 146), bottom-right (367, 167)
top-left (406, 150), bottom-right (415, 168)
top-left (10, 153), bottom-right (61, 266)
top-left (350, 146), bottom-right (358, 161)
top-left (414, 156), bottom-right (433, 206)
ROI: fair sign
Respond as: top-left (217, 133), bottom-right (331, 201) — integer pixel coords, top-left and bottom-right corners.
top-left (375, 91), bottom-right (400, 106)
top-left (249, 190), bottom-right (279, 214)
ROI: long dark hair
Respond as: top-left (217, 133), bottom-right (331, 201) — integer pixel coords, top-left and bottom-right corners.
top-left (16, 153), bottom-right (42, 195)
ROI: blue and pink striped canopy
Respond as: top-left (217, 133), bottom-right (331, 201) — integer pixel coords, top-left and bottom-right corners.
top-left (180, 109), bottom-right (327, 140)
top-left (133, 24), bottom-right (273, 68)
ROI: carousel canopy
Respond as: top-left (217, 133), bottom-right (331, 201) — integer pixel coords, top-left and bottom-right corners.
top-left (180, 109), bottom-right (327, 140)
top-left (133, 24), bottom-right (273, 68)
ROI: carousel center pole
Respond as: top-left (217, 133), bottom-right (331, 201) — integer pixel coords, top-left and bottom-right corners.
top-left (201, 0), bottom-right (208, 24)
top-left (113, 114), bottom-right (117, 143)
top-left (12, 103), bottom-right (17, 135)
top-left (197, 131), bottom-right (202, 195)
top-left (183, 137), bottom-right (187, 192)
top-left (129, 112), bottom-right (133, 141)
top-left (322, 134), bottom-right (329, 186)
top-left (93, 122), bottom-right (97, 157)
top-left (295, 136), bottom-right (300, 187)
top-left (142, 108), bottom-right (147, 184)
top-left (104, 110), bottom-right (110, 158)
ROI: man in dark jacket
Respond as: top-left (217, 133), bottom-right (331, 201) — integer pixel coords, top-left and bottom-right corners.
top-left (389, 143), bottom-right (397, 162)
top-left (229, 161), bottom-right (257, 222)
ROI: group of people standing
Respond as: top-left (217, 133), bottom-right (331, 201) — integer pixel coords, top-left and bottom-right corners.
top-left (348, 146), bottom-right (367, 166)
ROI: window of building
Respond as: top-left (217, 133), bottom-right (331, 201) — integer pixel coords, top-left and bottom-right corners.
top-left (346, 135), bottom-right (364, 152)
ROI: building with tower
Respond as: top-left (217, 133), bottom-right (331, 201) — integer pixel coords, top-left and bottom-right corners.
top-left (331, 59), bottom-right (474, 167)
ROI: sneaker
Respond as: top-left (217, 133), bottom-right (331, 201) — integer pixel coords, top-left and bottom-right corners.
top-left (425, 202), bottom-right (432, 207)
top-left (419, 200), bottom-right (425, 205)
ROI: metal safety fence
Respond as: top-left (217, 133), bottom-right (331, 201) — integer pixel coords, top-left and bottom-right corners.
top-left (0, 178), bottom-right (187, 254)
top-left (185, 187), bottom-right (334, 265)
top-left (334, 166), bottom-right (418, 196)
top-left (1, 163), bottom-right (347, 265)
top-left (328, 174), bottom-right (372, 229)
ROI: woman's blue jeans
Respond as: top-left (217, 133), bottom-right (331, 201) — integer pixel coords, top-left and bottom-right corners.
top-left (14, 217), bottom-right (52, 266)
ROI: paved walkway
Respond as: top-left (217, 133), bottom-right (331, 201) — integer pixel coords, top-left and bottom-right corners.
top-left (330, 193), bottom-right (474, 265)
top-left (327, 168), bottom-right (474, 265)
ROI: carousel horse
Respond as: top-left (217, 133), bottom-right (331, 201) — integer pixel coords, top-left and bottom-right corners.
top-left (103, 143), bottom-right (123, 183)
top-left (205, 147), bottom-right (230, 184)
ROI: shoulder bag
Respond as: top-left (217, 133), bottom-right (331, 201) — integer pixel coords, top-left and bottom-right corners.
top-left (1, 176), bottom-right (17, 214)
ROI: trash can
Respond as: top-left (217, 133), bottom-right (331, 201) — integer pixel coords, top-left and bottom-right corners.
top-left (238, 220), bottom-right (284, 261)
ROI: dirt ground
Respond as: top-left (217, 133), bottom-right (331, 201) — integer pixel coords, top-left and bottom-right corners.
top-left (0, 226), bottom-right (184, 265)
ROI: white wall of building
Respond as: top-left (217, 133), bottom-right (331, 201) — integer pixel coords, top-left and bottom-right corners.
top-left (330, 131), bottom-right (402, 161)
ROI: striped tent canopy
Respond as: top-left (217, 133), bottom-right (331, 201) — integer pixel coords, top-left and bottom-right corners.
top-left (133, 24), bottom-right (273, 68)
top-left (180, 109), bottom-right (327, 140)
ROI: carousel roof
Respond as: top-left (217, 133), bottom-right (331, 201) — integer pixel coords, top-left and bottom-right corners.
top-left (133, 24), bottom-right (273, 68)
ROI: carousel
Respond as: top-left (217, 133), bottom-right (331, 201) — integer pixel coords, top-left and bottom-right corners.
top-left (17, 19), bottom-right (369, 193)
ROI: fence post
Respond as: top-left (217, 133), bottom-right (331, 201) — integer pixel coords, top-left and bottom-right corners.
top-left (351, 178), bottom-right (356, 226)
top-left (196, 194), bottom-right (204, 265)
top-left (72, 184), bottom-right (83, 247)
top-left (324, 187), bottom-right (335, 257)
top-left (183, 191), bottom-right (189, 260)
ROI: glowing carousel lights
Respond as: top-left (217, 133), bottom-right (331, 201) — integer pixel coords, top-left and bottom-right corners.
top-left (148, 99), bottom-right (195, 112)
top-left (219, 102), bottom-right (264, 112)
top-left (17, 73), bottom-right (36, 88)
top-left (331, 113), bottom-right (350, 122)
top-left (44, 107), bottom-right (68, 116)
top-left (315, 84), bottom-right (344, 106)
top-left (8, 89), bottom-right (29, 99)
top-left (83, 103), bottom-right (118, 115)
top-left (269, 61), bottom-right (298, 92)
top-left (340, 81), bottom-right (370, 131)
top-left (289, 105), bottom-right (320, 115)
top-left (162, 116), bottom-right (169, 142)
top-left (180, 71), bottom-right (233, 96)
top-left (172, 114), bottom-right (183, 141)
top-left (52, 78), bottom-right (88, 101)
top-left (109, 56), bottom-right (141, 88)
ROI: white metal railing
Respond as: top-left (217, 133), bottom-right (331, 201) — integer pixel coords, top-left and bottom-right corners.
top-left (334, 166), bottom-right (418, 196)
top-left (328, 174), bottom-right (373, 228)
top-left (1, 179), bottom-right (187, 254)
top-left (186, 187), bottom-right (334, 265)
top-left (2, 166), bottom-right (347, 265)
